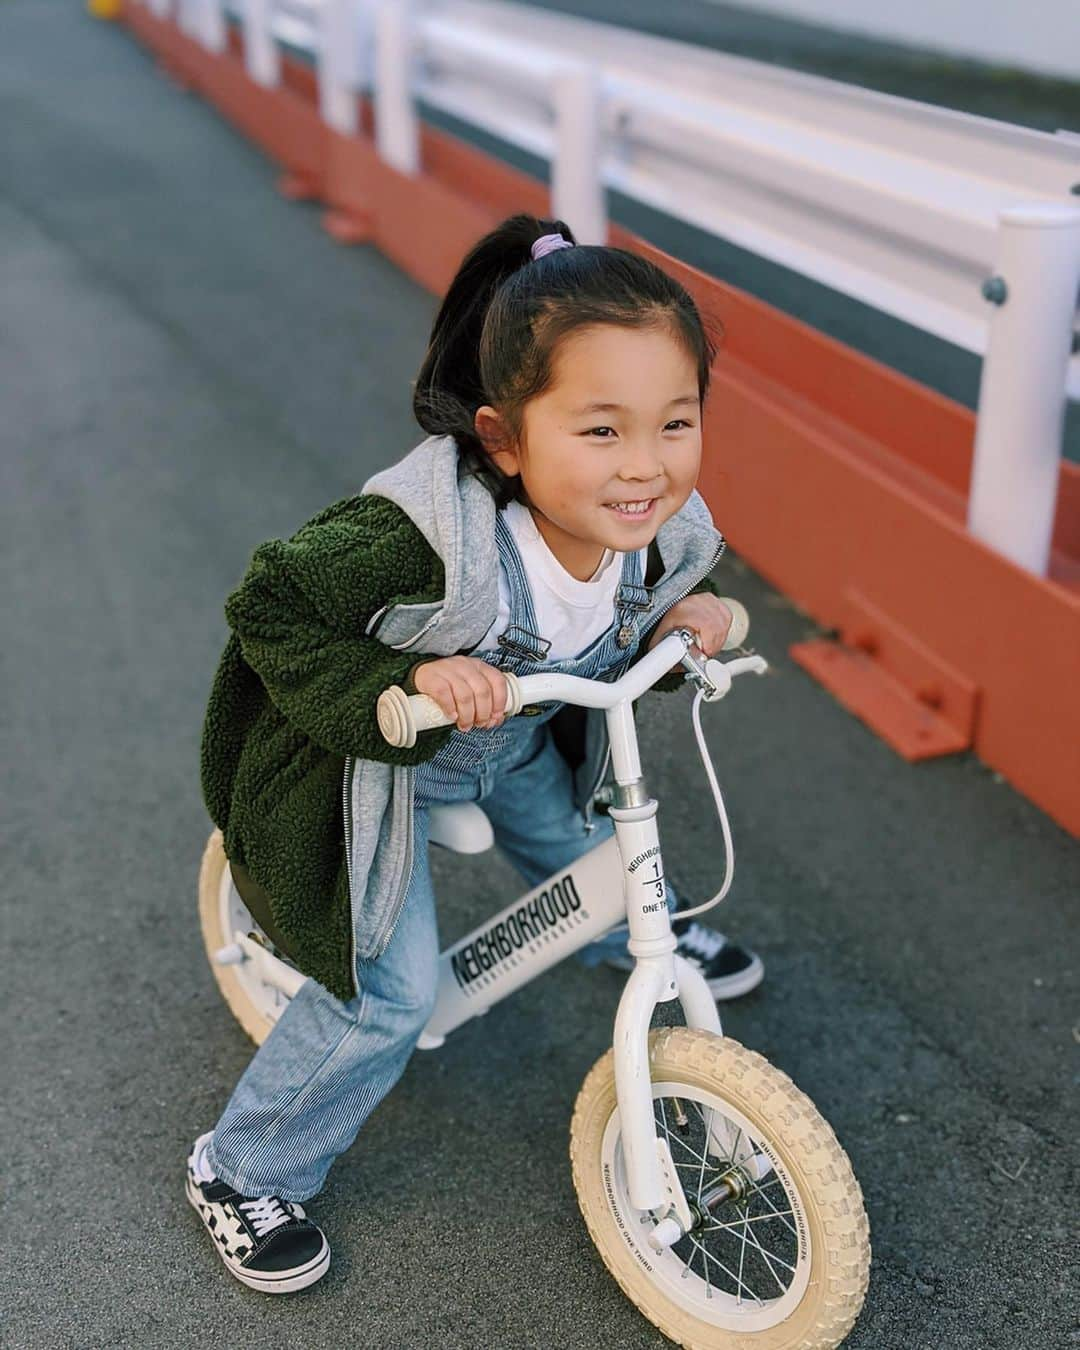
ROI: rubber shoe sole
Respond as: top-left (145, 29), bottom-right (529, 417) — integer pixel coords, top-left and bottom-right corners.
top-left (699, 950), bottom-right (765, 1000)
top-left (185, 1172), bottom-right (330, 1293)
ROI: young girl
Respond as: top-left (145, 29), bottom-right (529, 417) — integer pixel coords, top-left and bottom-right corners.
top-left (189, 214), bottom-right (764, 1293)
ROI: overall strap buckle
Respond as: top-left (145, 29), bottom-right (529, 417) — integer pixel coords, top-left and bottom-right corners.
top-left (614, 582), bottom-right (655, 648)
top-left (615, 582), bottom-right (655, 615)
top-left (496, 624), bottom-right (551, 662)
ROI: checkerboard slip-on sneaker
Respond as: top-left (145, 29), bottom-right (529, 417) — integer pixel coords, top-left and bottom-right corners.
top-left (603, 924), bottom-right (765, 1001)
top-left (185, 1133), bottom-right (330, 1294)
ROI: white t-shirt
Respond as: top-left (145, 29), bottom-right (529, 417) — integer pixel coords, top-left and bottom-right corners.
top-left (472, 499), bottom-right (647, 662)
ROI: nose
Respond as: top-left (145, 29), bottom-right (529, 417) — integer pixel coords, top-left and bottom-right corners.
top-left (616, 435), bottom-right (666, 487)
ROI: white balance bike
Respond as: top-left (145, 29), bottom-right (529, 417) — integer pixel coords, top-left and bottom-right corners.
top-left (198, 609), bottom-right (870, 1348)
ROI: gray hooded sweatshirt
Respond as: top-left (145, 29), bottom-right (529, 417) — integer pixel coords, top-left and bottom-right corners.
top-left (343, 434), bottom-right (726, 976)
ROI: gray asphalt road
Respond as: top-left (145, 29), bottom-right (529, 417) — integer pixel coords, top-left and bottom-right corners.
top-left (2, 5), bottom-right (1077, 1349)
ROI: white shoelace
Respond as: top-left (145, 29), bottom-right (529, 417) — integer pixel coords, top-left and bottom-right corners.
top-left (238, 1195), bottom-right (294, 1238)
top-left (678, 922), bottom-right (727, 961)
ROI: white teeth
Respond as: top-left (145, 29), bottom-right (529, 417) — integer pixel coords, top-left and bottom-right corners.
top-left (607, 499), bottom-right (653, 515)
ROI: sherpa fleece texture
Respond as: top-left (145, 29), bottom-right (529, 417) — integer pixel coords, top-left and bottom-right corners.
top-left (200, 492), bottom-right (721, 1000)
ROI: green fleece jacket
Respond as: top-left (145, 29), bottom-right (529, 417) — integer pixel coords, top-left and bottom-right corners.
top-left (200, 491), bottom-right (721, 1000)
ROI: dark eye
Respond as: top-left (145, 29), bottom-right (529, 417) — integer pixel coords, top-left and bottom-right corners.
top-left (586, 426), bottom-right (615, 438)
top-left (666, 419), bottom-right (693, 431)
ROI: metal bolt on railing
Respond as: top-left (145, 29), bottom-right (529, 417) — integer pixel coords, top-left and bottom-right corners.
top-left (981, 276), bottom-right (1008, 305)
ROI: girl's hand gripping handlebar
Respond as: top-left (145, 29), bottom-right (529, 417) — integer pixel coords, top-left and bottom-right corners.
top-left (377, 669), bottom-right (528, 749)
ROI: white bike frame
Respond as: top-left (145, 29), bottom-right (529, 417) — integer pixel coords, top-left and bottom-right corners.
top-left (222, 630), bottom-right (759, 1221)
top-left (385, 629), bottom-right (738, 1215)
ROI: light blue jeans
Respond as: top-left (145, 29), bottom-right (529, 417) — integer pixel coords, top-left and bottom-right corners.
top-left (204, 720), bottom-right (679, 1201)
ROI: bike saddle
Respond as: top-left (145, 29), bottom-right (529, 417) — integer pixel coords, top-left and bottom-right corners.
top-left (428, 802), bottom-right (494, 854)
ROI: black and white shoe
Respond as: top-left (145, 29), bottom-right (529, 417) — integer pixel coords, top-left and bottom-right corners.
top-left (603, 922), bottom-right (765, 1000)
top-left (185, 1132), bottom-right (330, 1294)
top-left (672, 920), bottom-right (765, 999)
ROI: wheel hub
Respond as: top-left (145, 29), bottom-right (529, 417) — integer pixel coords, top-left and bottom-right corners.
top-left (687, 1165), bottom-right (753, 1230)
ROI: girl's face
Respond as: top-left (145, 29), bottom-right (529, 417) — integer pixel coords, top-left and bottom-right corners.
top-left (475, 323), bottom-right (703, 581)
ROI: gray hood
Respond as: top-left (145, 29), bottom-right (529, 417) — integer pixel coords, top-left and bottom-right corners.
top-left (360, 433), bottom-right (499, 655)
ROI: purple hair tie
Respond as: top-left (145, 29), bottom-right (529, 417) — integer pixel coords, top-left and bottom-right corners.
top-left (531, 232), bottom-right (574, 260)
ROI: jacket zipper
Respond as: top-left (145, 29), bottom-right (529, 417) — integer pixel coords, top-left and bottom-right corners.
top-left (374, 771), bottom-right (415, 958)
top-left (580, 533), bottom-right (727, 831)
top-left (395, 613), bottom-right (442, 651)
top-left (342, 754), bottom-right (359, 995)
top-left (343, 605), bottom-right (442, 982)
top-left (364, 604), bottom-right (390, 637)
top-left (342, 749), bottom-right (417, 972)
top-left (365, 602), bottom-right (443, 649)
top-left (366, 603), bottom-right (443, 651)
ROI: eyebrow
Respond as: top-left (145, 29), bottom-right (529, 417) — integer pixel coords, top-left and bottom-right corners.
top-left (571, 395), bottom-right (699, 416)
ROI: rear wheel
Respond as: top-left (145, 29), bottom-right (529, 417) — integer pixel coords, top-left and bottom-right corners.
top-left (198, 828), bottom-right (293, 1046)
top-left (570, 1026), bottom-right (869, 1348)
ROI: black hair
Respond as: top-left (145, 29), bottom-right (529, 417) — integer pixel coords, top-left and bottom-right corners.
top-left (411, 212), bottom-right (723, 509)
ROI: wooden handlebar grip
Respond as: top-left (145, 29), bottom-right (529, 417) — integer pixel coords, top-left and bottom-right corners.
top-left (376, 672), bottom-right (526, 748)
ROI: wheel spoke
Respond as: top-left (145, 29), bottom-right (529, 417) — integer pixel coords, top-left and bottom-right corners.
top-left (684, 1237), bottom-right (696, 1283)
top-left (693, 1225), bottom-right (714, 1301)
top-left (655, 1114), bottom-right (714, 1169)
top-left (657, 1095), bottom-right (670, 1150)
top-left (744, 1177), bottom-right (798, 1238)
top-left (703, 1211), bottom-right (795, 1232)
top-left (694, 1100), bottom-right (710, 1205)
top-left (731, 1210), bottom-right (794, 1291)
top-left (686, 1233), bottom-right (764, 1306)
top-left (691, 1096), bottom-right (743, 1166)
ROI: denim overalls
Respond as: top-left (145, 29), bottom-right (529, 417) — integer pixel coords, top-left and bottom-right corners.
top-left (204, 511), bottom-right (684, 1202)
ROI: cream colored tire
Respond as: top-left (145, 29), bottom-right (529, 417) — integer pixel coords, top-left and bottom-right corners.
top-left (198, 828), bottom-right (289, 1047)
top-left (570, 1027), bottom-right (870, 1349)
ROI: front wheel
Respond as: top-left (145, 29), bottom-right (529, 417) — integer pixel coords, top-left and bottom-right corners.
top-left (570, 1027), bottom-right (870, 1348)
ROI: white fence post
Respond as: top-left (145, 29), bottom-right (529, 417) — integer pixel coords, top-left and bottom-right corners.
top-left (968, 203), bottom-right (1080, 577)
top-left (175, 0), bottom-right (198, 36)
top-left (195, 0), bottom-right (226, 52)
top-left (374, 0), bottom-right (419, 176)
top-left (551, 61), bottom-right (606, 245)
top-left (318, 0), bottom-right (359, 134)
top-left (242, 0), bottom-right (279, 87)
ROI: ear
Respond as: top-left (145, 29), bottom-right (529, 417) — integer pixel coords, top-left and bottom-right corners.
top-left (474, 404), bottom-right (522, 478)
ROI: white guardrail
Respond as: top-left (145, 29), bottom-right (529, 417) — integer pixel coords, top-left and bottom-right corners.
top-left (146, 0), bottom-right (1080, 578)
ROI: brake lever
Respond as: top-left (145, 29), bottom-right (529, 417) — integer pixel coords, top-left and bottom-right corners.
top-left (697, 658), bottom-right (733, 701)
top-left (675, 629), bottom-right (732, 702)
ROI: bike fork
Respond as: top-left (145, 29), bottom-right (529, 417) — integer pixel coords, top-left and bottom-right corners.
top-left (613, 950), bottom-right (739, 1218)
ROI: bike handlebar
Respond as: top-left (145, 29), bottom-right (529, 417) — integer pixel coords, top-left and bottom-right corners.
top-left (376, 601), bottom-right (768, 749)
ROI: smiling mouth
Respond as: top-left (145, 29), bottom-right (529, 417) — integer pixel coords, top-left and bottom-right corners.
top-left (604, 498), bottom-right (657, 518)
